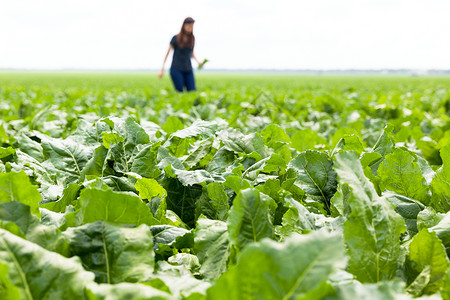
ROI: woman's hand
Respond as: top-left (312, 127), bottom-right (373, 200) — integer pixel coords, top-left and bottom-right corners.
top-left (158, 69), bottom-right (164, 78)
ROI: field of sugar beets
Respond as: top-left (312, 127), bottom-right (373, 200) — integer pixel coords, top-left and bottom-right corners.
top-left (0, 73), bottom-right (450, 299)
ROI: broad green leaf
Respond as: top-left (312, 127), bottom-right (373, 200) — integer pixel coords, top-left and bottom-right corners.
top-left (101, 132), bottom-right (124, 149)
top-left (149, 261), bottom-right (211, 299)
top-left (0, 202), bottom-right (69, 256)
top-left (260, 124), bottom-right (290, 151)
top-left (0, 262), bottom-right (20, 300)
top-left (277, 196), bottom-right (315, 238)
top-left (242, 153), bottom-right (286, 182)
top-left (429, 213), bottom-right (450, 258)
top-left (64, 222), bottom-right (154, 284)
top-left (223, 175), bottom-right (251, 194)
top-left (80, 145), bottom-right (116, 178)
top-left (130, 143), bottom-right (162, 178)
top-left (378, 148), bottom-right (430, 204)
top-left (333, 280), bottom-right (415, 300)
top-left (195, 183), bottom-right (229, 221)
top-left (183, 138), bottom-right (214, 170)
top-left (168, 253), bottom-right (201, 275)
top-left (287, 150), bottom-right (337, 214)
top-left (149, 225), bottom-right (193, 251)
top-left (218, 129), bottom-right (269, 158)
top-left (135, 177), bottom-right (166, 200)
top-left (70, 118), bottom-right (110, 147)
top-left (0, 171), bottom-right (41, 218)
top-left (162, 178), bottom-right (203, 228)
top-left (41, 135), bottom-right (92, 177)
top-left (405, 229), bottom-right (449, 296)
top-left (162, 116), bottom-right (184, 135)
top-left (194, 217), bottom-right (230, 280)
top-left (87, 282), bottom-right (176, 300)
top-left (207, 232), bottom-right (345, 300)
top-left (332, 134), bottom-right (365, 155)
top-left (169, 167), bottom-right (224, 186)
top-left (372, 125), bottom-right (395, 157)
top-left (205, 148), bottom-right (236, 173)
top-left (171, 119), bottom-right (225, 139)
top-left (431, 144), bottom-right (450, 212)
top-left (16, 132), bottom-right (45, 162)
top-left (442, 269), bottom-right (450, 300)
top-left (227, 188), bottom-right (276, 251)
top-left (77, 188), bottom-right (159, 226)
top-left (386, 193), bottom-right (425, 237)
top-left (0, 147), bottom-right (15, 159)
top-left (40, 183), bottom-right (82, 213)
top-left (0, 229), bottom-right (95, 300)
top-left (334, 151), bottom-right (406, 283)
top-left (290, 129), bottom-right (327, 152)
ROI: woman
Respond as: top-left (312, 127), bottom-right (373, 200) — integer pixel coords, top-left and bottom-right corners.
top-left (158, 17), bottom-right (204, 92)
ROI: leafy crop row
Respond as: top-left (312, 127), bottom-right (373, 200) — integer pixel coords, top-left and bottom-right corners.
top-left (0, 74), bottom-right (449, 299)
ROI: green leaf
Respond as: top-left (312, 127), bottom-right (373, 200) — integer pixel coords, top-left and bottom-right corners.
top-left (0, 171), bottom-right (41, 218)
top-left (16, 132), bottom-right (45, 162)
top-left (130, 143), bottom-right (162, 178)
top-left (162, 116), bottom-right (184, 135)
top-left (0, 262), bottom-right (20, 300)
top-left (207, 232), bottom-right (345, 300)
top-left (290, 129), bottom-right (327, 152)
top-left (134, 176), bottom-right (167, 221)
top-left (135, 177), bottom-right (166, 200)
top-left (41, 135), bottom-right (93, 177)
top-left (40, 183), bottom-right (82, 213)
top-left (77, 188), bottom-right (159, 226)
top-left (227, 188), bottom-right (276, 251)
top-left (287, 150), bottom-right (337, 214)
top-left (218, 129), bottom-right (269, 158)
top-left (0, 147), bottom-right (15, 160)
top-left (80, 145), bottom-right (116, 178)
top-left (429, 213), bottom-right (450, 258)
top-left (194, 217), bottom-right (230, 280)
top-left (332, 134), bottom-right (365, 155)
top-left (334, 151), bottom-right (406, 283)
top-left (64, 222), bottom-right (154, 284)
top-left (195, 183), bottom-right (229, 221)
top-left (101, 132), bottom-right (124, 149)
top-left (431, 144), bottom-right (450, 212)
top-left (442, 269), bottom-right (450, 300)
top-left (223, 176), bottom-right (251, 194)
top-left (183, 138), bottom-right (214, 170)
top-left (163, 178), bottom-right (203, 228)
top-left (87, 282), bottom-right (176, 300)
top-left (385, 193), bottom-right (425, 237)
top-left (260, 124), bottom-right (290, 151)
top-left (0, 229), bottom-right (95, 300)
top-left (277, 196), bottom-right (315, 238)
top-left (0, 202), bottom-right (70, 256)
top-left (405, 229), bottom-right (449, 296)
top-left (150, 225), bottom-right (193, 251)
top-left (378, 148), bottom-right (430, 204)
top-left (333, 280), bottom-right (414, 300)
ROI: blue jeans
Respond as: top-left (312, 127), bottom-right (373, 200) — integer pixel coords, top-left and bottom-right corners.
top-left (170, 68), bottom-right (196, 92)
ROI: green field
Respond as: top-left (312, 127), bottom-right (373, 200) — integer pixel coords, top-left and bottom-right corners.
top-left (0, 72), bottom-right (450, 299)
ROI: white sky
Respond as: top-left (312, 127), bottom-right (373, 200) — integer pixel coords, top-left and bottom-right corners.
top-left (1, 0), bottom-right (449, 70)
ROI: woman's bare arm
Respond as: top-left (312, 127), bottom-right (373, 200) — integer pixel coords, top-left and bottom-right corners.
top-left (158, 45), bottom-right (173, 78)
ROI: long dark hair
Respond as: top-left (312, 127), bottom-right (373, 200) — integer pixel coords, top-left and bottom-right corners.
top-left (177, 17), bottom-right (195, 48)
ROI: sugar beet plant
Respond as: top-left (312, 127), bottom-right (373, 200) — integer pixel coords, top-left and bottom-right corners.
top-left (0, 74), bottom-right (450, 299)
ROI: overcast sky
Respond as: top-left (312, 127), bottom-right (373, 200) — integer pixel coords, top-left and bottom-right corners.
top-left (1, 0), bottom-right (449, 70)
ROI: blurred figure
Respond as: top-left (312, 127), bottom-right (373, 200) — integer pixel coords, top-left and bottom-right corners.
top-left (158, 17), bottom-right (204, 92)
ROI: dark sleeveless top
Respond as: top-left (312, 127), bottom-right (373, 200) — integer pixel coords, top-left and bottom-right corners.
top-left (170, 35), bottom-right (193, 72)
